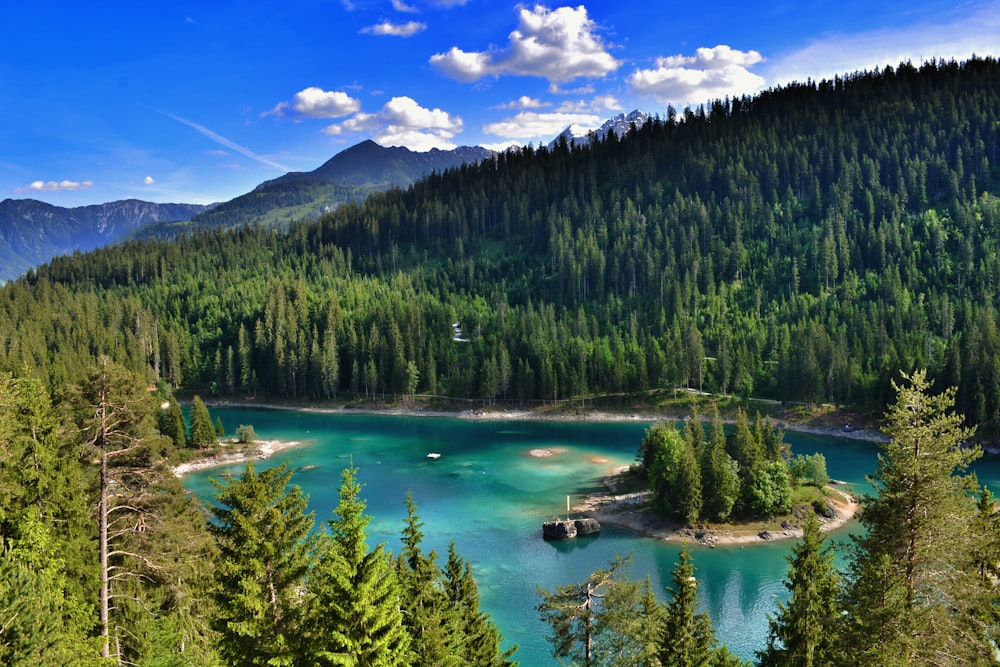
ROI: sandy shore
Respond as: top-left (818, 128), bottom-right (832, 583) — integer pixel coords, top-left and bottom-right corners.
top-left (572, 465), bottom-right (860, 546)
top-left (172, 439), bottom-right (305, 477)
top-left (209, 399), bottom-right (889, 444)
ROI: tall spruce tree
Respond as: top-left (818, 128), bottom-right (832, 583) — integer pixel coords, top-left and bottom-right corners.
top-left (158, 396), bottom-right (187, 448)
top-left (188, 396), bottom-right (216, 448)
top-left (208, 463), bottom-right (316, 667)
top-left (443, 542), bottom-right (518, 667)
top-left (659, 546), bottom-right (714, 667)
top-left (396, 492), bottom-right (457, 667)
top-left (659, 546), bottom-right (746, 667)
top-left (74, 358), bottom-right (163, 663)
top-left (837, 370), bottom-right (995, 665)
top-left (757, 515), bottom-right (840, 666)
top-left (311, 464), bottom-right (410, 667)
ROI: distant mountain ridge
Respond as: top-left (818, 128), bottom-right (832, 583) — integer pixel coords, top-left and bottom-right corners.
top-left (268, 140), bottom-right (494, 188)
top-left (549, 110), bottom-right (651, 149)
top-left (0, 198), bottom-right (209, 281)
top-left (179, 141), bottom-right (495, 234)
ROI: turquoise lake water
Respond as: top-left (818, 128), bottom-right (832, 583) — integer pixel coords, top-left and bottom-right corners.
top-left (181, 409), bottom-right (1000, 664)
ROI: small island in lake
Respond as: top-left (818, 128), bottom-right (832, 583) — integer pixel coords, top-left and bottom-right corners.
top-left (573, 406), bottom-right (860, 546)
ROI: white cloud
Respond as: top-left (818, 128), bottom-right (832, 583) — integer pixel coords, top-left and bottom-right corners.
top-left (591, 94), bottom-right (620, 111)
top-left (361, 20), bottom-right (427, 37)
top-left (431, 46), bottom-right (492, 82)
top-left (325, 96), bottom-right (463, 151)
top-left (629, 45), bottom-right (766, 106)
top-left (274, 87), bottom-right (362, 119)
top-left (392, 0), bottom-right (418, 12)
top-left (483, 111), bottom-right (601, 140)
top-left (21, 179), bottom-right (94, 192)
top-left (144, 176), bottom-right (155, 185)
top-left (763, 3), bottom-right (1000, 85)
top-left (430, 5), bottom-right (620, 84)
top-left (499, 95), bottom-right (548, 110)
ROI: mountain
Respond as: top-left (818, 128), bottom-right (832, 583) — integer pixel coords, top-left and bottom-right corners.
top-left (151, 140), bottom-right (496, 236)
top-left (549, 109), bottom-right (651, 149)
top-left (270, 140), bottom-right (494, 188)
top-left (0, 198), bottom-right (209, 281)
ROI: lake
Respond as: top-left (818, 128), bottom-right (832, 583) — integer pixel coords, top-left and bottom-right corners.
top-left (181, 408), bottom-right (1000, 664)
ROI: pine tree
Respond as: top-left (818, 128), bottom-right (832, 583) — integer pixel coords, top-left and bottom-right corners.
top-left (443, 542), bottom-right (518, 667)
top-left (158, 396), bottom-right (186, 448)
top-left (396, 491), bottom-right (456, 666)
top-left (188, 395), bottom-right (216, 448)
top-left (838, 369), bottom-right (994, 665)
top-left (758, 515), bottom-right (840, 666)
top-left (537, 556), bottom-right (632, 667)
top-left (0, 519), bottom-right (97, 667)
top-left (591, 574), bottom-right (662, 667)
top-left (74, 358), bottom-right (163, 663)
top-left (208, 463), bottom-right (316, 667)
top-left (311, 464), bottom-right (410, 666)
top-left (659, 546), bottom-right (715, 667)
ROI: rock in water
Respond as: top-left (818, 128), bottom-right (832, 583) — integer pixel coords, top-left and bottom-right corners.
top-left (542, 517), bottom-right (601, 540)
top-left (542, 519), bottom-right (577, 540)
top-left (574, 518), bottom-right (601, 535)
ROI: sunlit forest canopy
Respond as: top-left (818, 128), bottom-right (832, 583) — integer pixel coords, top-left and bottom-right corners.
top-left (6, 57), bottom-right (1000, 429)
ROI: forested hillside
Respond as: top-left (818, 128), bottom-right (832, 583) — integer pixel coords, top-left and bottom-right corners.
top-left (2, 56), bottom-right (1000, 666)
top-left (4, 57), bottom-right (1000, 429)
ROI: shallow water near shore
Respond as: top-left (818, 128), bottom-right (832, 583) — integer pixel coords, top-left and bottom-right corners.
top-left (182, 408), bottom-right (1000, 664)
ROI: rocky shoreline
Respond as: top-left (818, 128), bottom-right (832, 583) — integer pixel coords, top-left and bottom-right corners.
top-left (573, 465), bottom-right (860, 547)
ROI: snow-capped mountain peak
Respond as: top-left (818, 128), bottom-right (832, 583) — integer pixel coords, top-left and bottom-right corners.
top-left (549, 109), bottom-right (650, 149)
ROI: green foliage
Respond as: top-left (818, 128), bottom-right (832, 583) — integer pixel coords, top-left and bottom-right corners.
top-left (0, 520), bottom-right (98, 667)
top-left (236, 424), bottom-right (257, 443)
top-left (537, 555), bottom-right (652, 667)
top-left (310, 464), bottom-right (410, 666)
top-left (839, 369), bottom-right (994, 664)
top-left (659, 546), bottom-right (738, 667)
top-left (158, 397), bottom-right (187, 448)
top-left (700, 407), bottom-right (741, 522)
top-left (758, 516), bottom-right (840, 667)
top-left (746, 459), bottom-right (794, 518)
top-left (208, 463), bottom-right (316, 667)
top-left (188, 396), bottom-right (216, 448)
top-left (443, 542), bottom-right (518, 667)
top-left (789, 453), bottom-right (829, 488)
top-left (644, 423), bottom-right (703, 522)
top-left (396, 491), bottom-right (454, 666)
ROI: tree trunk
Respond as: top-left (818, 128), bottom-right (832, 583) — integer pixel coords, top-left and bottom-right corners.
top-left (98, 397), bottom-right (112, 660)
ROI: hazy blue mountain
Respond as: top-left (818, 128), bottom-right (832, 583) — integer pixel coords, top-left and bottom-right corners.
top-left (0, 198), bottom-right (209, 281)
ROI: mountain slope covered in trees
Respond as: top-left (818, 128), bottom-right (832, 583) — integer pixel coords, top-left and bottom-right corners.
top-left (142, 141), bottom-right (497, 237)
top-left (2, 57), bottom-right (1000, 666)
top-left (2, 57), bottom-right (1000, 430)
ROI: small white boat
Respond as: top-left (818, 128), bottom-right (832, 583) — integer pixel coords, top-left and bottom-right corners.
top-left (426, 452), bottom-right (442, 460)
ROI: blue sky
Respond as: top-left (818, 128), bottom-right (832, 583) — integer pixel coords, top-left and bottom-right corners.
top-left (2, 1), bottom-right (998, 207)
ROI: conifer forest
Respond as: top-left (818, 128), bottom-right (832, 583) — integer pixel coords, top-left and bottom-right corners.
top-left (2, 58), bottom-right (1000, 665)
